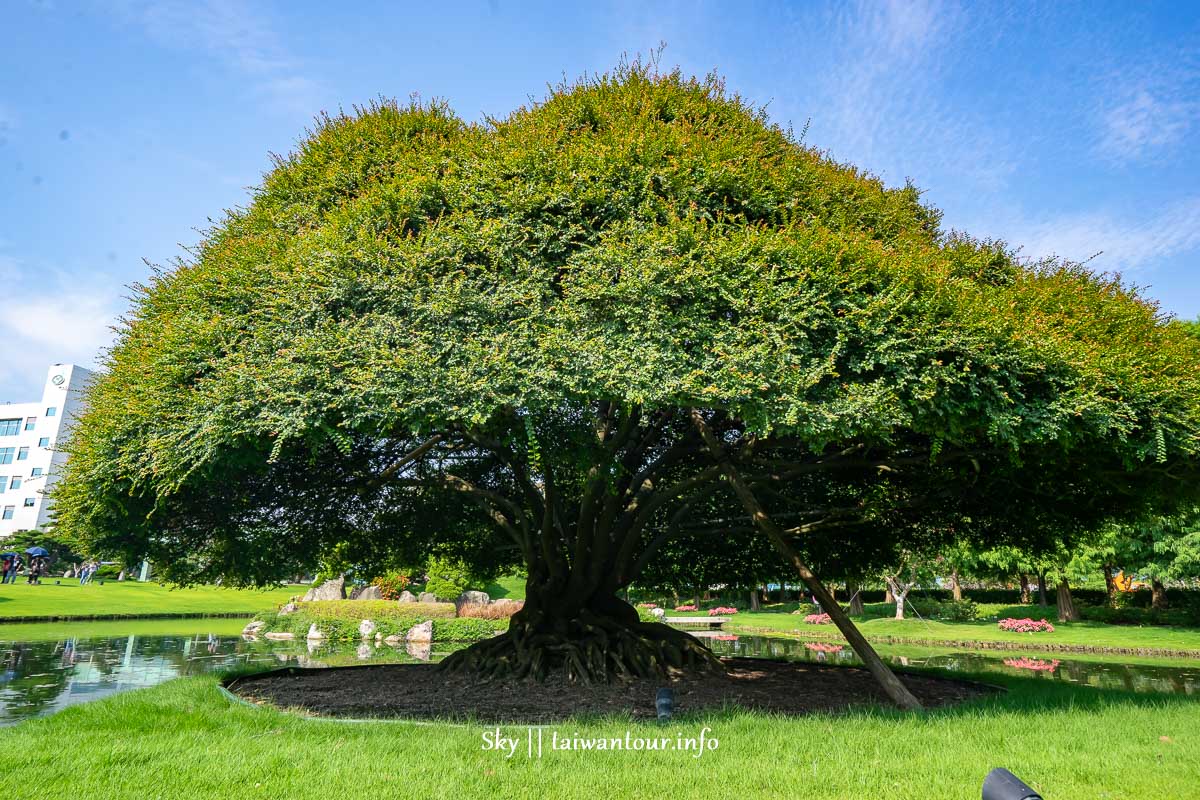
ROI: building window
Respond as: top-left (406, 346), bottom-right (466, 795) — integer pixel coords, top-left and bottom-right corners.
top-left (24, 417), bottom-right (35, 431)
top-left (30, 468), bottom-right (42, 478)
top-left (22, 498), bottom-right (33, 508)
top-left (1, 507), bottom-right (12, 520)
top-left (0, 448), bottom-right (12, 465)
top-left (9, 477), bottom-right (20, 490)
top-left (0, 419), bottom-right (18, 436)
top-left (38, 438), bottom-right (49, 448)
top-left (16, 448), bottom-right (28, 461)
top-left (0, 477), bottom-right (5, 493)
top-left (45, 407), bottom-right (56, 417)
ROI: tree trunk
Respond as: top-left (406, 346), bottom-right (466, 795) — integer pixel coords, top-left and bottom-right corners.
top-left (1152, 579), bottom-right (1168, 610)
top-left (1037, 572), bottom-right (1048, 606)
top-left (749, 588), bottom-right (761, 611)
top-left (691, 410), bottom-right (923, 711)
top-left (441, 581), bottom-right (720, 682)
top-left (886, 577), bottom-right (910, 620)
top-left (1019, 573), bottom-right (1031, 604)
top-left (950, 569), bottom-right (963, 602)
top-left (1103, 564), bottom-right (1117, 607)
top-left (1056, 579), bottom-right (1080, 622)
top-left (883, 585), bottom-right (895, 604)
top-left (847, 580), bottom-right (865, 616)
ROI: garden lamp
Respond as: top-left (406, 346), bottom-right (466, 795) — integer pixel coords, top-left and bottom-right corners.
top-left (655, 688), bottom-right (674, 722)
top-left (982, 768), bottom-right (1042, 800)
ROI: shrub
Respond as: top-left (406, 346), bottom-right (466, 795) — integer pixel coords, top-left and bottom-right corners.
top-left (636, 605), bottom-right (660, 623)
top-left (636, 602), bottom-right (658, 609)
top-left (998, 617), bottom-right (1055, 633)
top-left (674, 604), bottom-right (698, 612)
top-left (431, 618), bottom-right (506, 642)
top-left (804, 613), bottom-right (832, 625)
top-left (457, 602), bottom-right (523, 619)
top-left (371, 571), bottom-right (411, 600)
top-left (708, 606), bottom-right (739, 616)
top-left (935, 599), bottom-right (979, 622)
top-left (424, 555), bottom-right (473, 600)
top-left (302, 600), bottom-right (456, 620)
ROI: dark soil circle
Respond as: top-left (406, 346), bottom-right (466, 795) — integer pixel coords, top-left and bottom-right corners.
top-left (226, 658), bottom-right (997, 723)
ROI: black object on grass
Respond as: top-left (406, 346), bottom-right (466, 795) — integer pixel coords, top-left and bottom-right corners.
top-left (982, 768), bottom-right (1042, 800)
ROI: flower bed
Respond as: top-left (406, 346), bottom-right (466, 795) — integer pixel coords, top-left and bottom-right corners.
top-left (708, 606), bottom-right (738, 616)
top-left (674, 604), bottom-right (698, 612)
top-left (998, 617), bottom-right (1056, 633)
top-left (804, 613), bottom-right (832, 625)
top-left (636, 602), bottom-right (658, 609)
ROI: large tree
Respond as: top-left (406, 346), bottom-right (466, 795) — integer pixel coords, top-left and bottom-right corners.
top-left (54, 65), bottom-right (1200, 691)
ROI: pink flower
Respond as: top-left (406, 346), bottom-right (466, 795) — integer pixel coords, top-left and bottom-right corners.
top-left (636, 603), bottom-right (658, 609)
top-left (805, 642), bottom-right (843, 653)
top-left (804, 613), bottom-right (832, 625)
top-left (1003, 657), bottom-right (1061, 672)
top-left (708, 606), bottom-right (739, 616)
top-left (674, 604), bottom-right (698, 612)
top-left (998, 617), bottom-right (1055, 633)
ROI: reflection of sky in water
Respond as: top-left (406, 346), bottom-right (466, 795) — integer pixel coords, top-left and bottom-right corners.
top-left (0, 632), bottom-right (1197, 725)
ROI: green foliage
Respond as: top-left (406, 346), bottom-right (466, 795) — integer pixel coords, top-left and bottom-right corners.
top-left (431, 617), bottom-right (506, 642)
top-left (422, 555), bottom-right (475, 600)
top-left (2, 530), bottom-right (85, 566)
top-left (253, 600), bottom-right (499, 642)
top-left (52, 60), bottom-right (1200, 608)
top-left (935, 599), bottom-right (980, 622)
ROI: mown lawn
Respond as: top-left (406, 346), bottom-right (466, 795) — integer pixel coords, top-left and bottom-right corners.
top-left (730, 608), bottom-right (1200, 652)
top-left (0, 670), bottom-right (1195, 799)
top-left (0, 580), bottom-right (302, 621)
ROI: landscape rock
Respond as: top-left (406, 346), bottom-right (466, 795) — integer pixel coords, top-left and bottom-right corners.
top-left (651, 607), bottom-right (666, 619)
top-left (456, 590), bottom-right (490, 607)
top-left (417, 592), bottom-right (437, 604)
top-left (406, 620), bottom-right (433, 643)
top-left (264, 631), bottom-right (295, 641)
top-left (302, 576), bottom-right (346, 602)
top-left (383, 634), bottom-right (404, 645)
top-left (356, 585), bottom-right (382, 601)
top-left (397, 591), bottom-right (417, 603)
top-left (358, 619), bottom-right (377, 639)
top-left (242, 620), bottom-right (266, 636)
top-left (278, 602), bottom-right (298, 616)
top-left (306, 623), bottom-right (325, 640)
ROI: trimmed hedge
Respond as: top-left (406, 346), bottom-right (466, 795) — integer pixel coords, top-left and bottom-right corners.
top-left (253, 603), bottom-right (506, 643)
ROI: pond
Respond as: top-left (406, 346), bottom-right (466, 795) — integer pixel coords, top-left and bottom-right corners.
top-left (0, 623), bottom-right (1197, 724)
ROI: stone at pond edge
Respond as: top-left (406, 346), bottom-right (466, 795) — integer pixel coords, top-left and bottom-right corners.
top-left (384, 634), bottom-right (403, 644)
top-left (278, 602), bottom-right (298, 616)
top-left (406, 620), bottom-right (433, 643)
top-left (417, 592), bottom-right (437, 603)
top-left (302, 576), bottom-right (346, 602)
top-left (359, 619), bottom-right (377, 639)
top-left (456, 590), bottom-right (490, 607)
top-left (243, 620), bottom-right (266, 635)
top-left (307, 623), bottom-right (325, 640)
top-left (264, 631), bottom-right (295, 641)
top-left (397, 591), bottom-right (417, 603)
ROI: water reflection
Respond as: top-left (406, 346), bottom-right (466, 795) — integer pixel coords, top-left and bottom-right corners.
top-left (0, 630), bottom-right (1197, 725)
top-left (703, 634), bottom-right (1200, 696)
top-left (0, 632), bottom-right (457, 724)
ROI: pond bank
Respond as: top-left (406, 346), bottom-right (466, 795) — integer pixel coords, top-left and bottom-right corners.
top-left (729, 624), bottom-right (1200, 658)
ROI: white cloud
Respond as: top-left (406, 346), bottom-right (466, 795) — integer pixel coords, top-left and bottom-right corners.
top-left (994, 197), bottom-right (1200, 273)
top-left (112, 0), bottom-right (323, 114)
top-left (0, 253), bottom-right (119, 400)
top-left (1093, 53), bottom-right (1199, 164)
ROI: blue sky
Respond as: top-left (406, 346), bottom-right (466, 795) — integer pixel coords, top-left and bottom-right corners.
top-left (1, 0), bottom-right (1198, 399)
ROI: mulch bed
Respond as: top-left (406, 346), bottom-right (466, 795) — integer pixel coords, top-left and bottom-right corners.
top-left (226, 658), bottom-right (997, 723)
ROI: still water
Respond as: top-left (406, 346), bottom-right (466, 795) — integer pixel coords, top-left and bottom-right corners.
top-left (0, 625), bottom-right (1196, 724)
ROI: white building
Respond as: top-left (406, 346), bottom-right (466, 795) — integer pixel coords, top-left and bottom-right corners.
top-left (0, 364), bottom-right (94, 536)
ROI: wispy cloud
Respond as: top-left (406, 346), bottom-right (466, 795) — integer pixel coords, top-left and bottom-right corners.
top-left (998, 197), bottom-right (1200, 273)
top-left (112, 0), bottom-right (323, 114)
top-left (801, 0), bottom-right (1015, 194)
top-left (1094, 53), bottom-right (1199, 164)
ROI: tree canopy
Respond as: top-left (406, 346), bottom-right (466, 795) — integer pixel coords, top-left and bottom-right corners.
top-left (54, 63), bottom-right (1200, 681)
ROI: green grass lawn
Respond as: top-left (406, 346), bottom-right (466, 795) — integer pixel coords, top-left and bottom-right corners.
top-left (481, 573), bottom-right (527, 600)
top-left (729, 608), bottom-right (1200, 653)
top-left (0, 670), bottom-right (1195, 799)
top-left (0, 580), bottom-right (302, 621)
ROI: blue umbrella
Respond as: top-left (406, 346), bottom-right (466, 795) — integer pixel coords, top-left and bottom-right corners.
top-left (24, 547), bottom-right (49, 558)
top-left (0, 552), bottom-right (15, 559)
